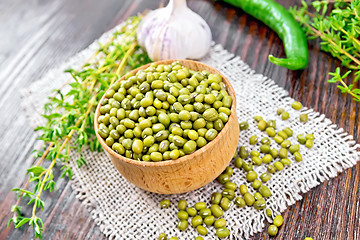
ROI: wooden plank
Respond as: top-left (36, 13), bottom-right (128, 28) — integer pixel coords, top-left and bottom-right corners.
top-left (0, 0), bottom-right (358, 239)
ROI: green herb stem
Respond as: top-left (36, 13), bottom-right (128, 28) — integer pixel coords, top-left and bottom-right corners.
top-left (294, 14), bottom-right (360, 68)
top-left (338, 78), bottom-right (360, 101)
top-left (115, 41), bottom-right (138, 76)
top-left (32, 95), bottom-right (95, 218)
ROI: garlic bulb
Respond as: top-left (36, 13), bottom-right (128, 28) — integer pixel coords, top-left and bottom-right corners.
top-left (137, 0), bottom-right (212, 61)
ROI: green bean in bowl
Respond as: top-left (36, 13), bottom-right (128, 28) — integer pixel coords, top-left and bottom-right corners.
top-left (97, 61), bottom-right (233, 162)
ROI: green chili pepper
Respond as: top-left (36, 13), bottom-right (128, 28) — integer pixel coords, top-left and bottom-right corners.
top-left (222, 0), bottom-right (308, 70)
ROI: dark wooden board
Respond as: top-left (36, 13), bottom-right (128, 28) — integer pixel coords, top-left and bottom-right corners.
top-left (0, 0), bottom-right (358, 239)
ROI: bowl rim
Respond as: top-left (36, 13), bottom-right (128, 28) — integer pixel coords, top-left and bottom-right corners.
top-left (94, 59), bottom-right (237, 168)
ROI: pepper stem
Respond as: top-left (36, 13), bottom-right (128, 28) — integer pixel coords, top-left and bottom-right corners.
top-left (269, 55), bottom-right (308, 71)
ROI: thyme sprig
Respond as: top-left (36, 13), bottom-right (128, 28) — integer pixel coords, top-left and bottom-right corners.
top-left (290, 0), bottom-right (360, 102)
top-left (8, 15), bottom-right (151, 239)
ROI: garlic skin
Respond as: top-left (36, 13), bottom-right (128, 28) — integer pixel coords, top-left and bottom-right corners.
top-left (137, 0), bottom-right (212, 61)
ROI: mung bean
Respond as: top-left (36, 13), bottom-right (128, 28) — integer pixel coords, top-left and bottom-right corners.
top-left (273, 215), bottom-right (284, 227)
top-left (160, 199), bottom-right (170, 208)
top-left (292, 101), bottom-right (302, 110)
top-left (234, 197), bottom-right (246, 208)
top-left (216, 227), bottom-right (230, 238)
top-left (214, 218), bottom-right (227, 228)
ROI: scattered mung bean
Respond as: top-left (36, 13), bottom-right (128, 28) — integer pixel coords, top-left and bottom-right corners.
top-left (246, 171), bottom-right (258, 182)
top-left (178, 199), bottom-right (187, 210)
top-left (234, 197), bottom-right (246, 208)
top-left (249, 135), bottom-right (258, 145)
top-left (158, 233), bottom-right (167, 240)
top-left (211, 192), bottom-right (222, 205)
top-left (279, 148), bottom-right (288, 159)
top-left (274, 161), bottom-right (284, 171)
top-left (254, 192), bottom-right (263, 200)
top-left (273, 215), bottom-right (284, 227)
top-left (270, 149), bottom-right (278, 158)
top-left (239, 146), bottom-right (250, 159)
top-left (260, 173), bottom-right (271, 182)
top-left (177, 219), bottom-right (188, 231)
top-left (289, 144), bottom-right (300, 154)
top-left (297, 134), bottom-right (306, 144)
top-left (305, 133), bottom-right (315, 140)
top-left (267, 165), bottom-right (276, 174)
top-left (305, 139), bottom-right (313, 148)
top-left (196, 225), bottom-right (207, 235)
top-left (261, 137), bottom-right (271, 145)
top-left (258, 120), bottom-right (267, 131)
top-left (195, 202), bottom-right (206, 211)
top-left (224, 182), bottom-right (237, 191)
top-left (199, 208), bottom-right (212, 218)
top-left (210, 204), bottom-right (223, 218)
top-left (224, 166), bottom-right (233, 176)
top-left (252, 179), bottom-right (262, 189)
top-left (266, 208), bottom-right (272, 217)
top-left (252, 156), bottom-right (262, 165)
top-left (268, 225), bottom-right (278, 236)
top-left (274, 135), bottom-right (284, 144)
top-left (292, 101), bottom-right (302, 110)
top-left (281, 140), bottom-right (291, 148)
top-left (160, 199), bottom-right (170, 208)
top-left (220, 197), bottom-right (231, 211)
top-left (214, 218), bottom-right (227, 228)
top-left (300, 113), bottom-right (308, 122)
top-left (277, 130), bottom-right (288, 139)
top-left (239, 121), bottom-right (249, 130)
top-left (216, 227), bottom-right (230, 238)
top-left (217, 173), bottom-right (230, 184)
top-left (283, 127), bottom-right (293, 137)
top-left (260, 144), bottom-right (271, 153)
top-left (294, 152), bottom-right (303, 162)
top-left (191, 215), bottom-right (203, 227)
top-left (262, 154), bottom-right (273, 164)
top-left (244, 193), bottom-right (255, 206)
top-left (187, 207), bottom-right (197, 217)
top-left (280, 158), bottom-right (291, 166)
top-left (242, 162), bottom-right (253, 172)
top-left (234, 157), bottom-right (243, 168)
top-left (276, 108), bottom-right (285, 115)
top-left (266, 127), bottom-right (276, 137)
top-left (251, 150), bottom-right (260, 157)
top-left (259, 185), bottom-right (271, 198)
top-left (281, 112), bottom-right (290, 120)
top-left (267, 120), bottom-right (276, 128)
top-left (222, 188), bottom-right (235, 200)
top-left (177, 210), bottom-right (189, 220)
top-left (240, 184), bottom-right (248, 195)
top-left (204, 215), bottom-right (215, 226)
top-left (254, 199), bottom-right (267, 210)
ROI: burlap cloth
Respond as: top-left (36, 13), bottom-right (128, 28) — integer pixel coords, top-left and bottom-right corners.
top-left (21, 23), bottom-right (360, 240)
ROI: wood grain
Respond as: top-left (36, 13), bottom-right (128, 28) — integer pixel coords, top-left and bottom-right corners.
top-left (0, 0), bottom-right (358, 239)
top-left (95, 59), bottom-right (239, 194)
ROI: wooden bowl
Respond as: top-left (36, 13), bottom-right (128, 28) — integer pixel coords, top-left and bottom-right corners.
top-left (94, 60), bottom-right (239, 194)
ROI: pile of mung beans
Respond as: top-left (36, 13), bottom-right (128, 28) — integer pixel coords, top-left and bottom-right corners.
top-left (158, 101), bottom-right (315, 239)
top-left (97, 62), bottom-right (232, 161)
